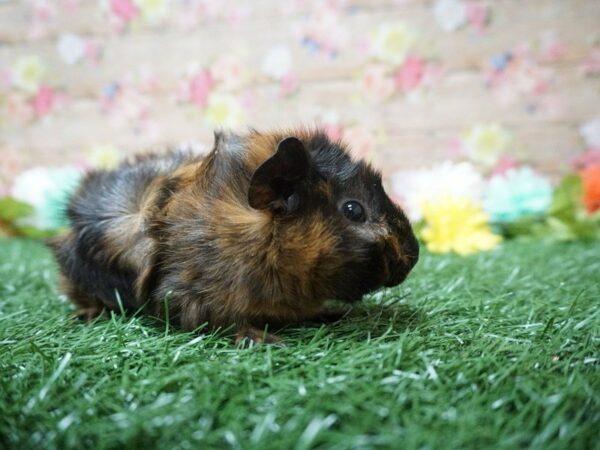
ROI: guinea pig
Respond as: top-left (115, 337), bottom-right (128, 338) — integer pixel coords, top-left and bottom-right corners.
top-left (49, 129), bottom-right (419, 344)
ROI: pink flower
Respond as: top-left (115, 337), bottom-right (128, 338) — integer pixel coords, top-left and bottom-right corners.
top-left (85, 41), bottom-right (102, 64)
top-left (466, 2), bottom-right (488, 33)
top-left (31, 85), bottom-right (55, 116)
top-left (360, 64), bottom-right (394, 101)
top-left (395, 55), bottom-right (425, 92)
top-left (189, 70), bottom-right (213, 107)
top-left (539, 32), bottom-right (566, 62)
top-left (279, 72), bottom-right (299, 98)
top-left (111, 0), bottom-right (138, 22)
top-left (581, 49), bottom-right (600, 76)
top-left (447, 137), bottom-right (464, 157)
top-left (572, 149), bottom-right (600, 170)
top-left (490, 156), bottom-right (520, 176)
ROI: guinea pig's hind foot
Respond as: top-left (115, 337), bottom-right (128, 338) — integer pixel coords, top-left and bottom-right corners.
top-left (235, 324), bottom-right (286, 347)
top-left (71, 306), bottom-right (107, 322)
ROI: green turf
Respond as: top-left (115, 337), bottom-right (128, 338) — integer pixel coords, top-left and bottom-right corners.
top-left (0, 238), bottom-right (598, 450)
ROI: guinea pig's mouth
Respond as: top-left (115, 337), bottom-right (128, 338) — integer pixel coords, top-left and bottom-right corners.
top-left (382, 250), bottom-right (419, 288)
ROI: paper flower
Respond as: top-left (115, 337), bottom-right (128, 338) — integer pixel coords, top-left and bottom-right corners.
top-left (360, 64), bottom-right (394, 101)
top-left (370, 23), bottom-right (415, 65)
top-left (462, 124), bottom-right (513, 168)
top-left (392, 161), bottom-right (484, 222)
top-left (133, 0), bottom-right (168, 23)
top-left (57, 33), bottom-right (86, 65)
top-left (261, 45), bottom-right (293, 80)
top-left (580, 118), bottom-right (600, 149)
top-left (395, 55), bottom-right (425, 92)
top-left (31, 85), bottom-right (55, 116)
top-left (572, 149), bottom-right (600, 170)
top-left (421, 196), bottom-right (502, 255)
top-left (581, 163), bottom-right (600, 214)
top-left (433, 0), bottom-right (467, 32)
top-left (279, 72), bottom-right (299, 98)
top-left (11, 56), bottom-right (46, 93)
top-left (111, 0), bottom-right (138, 22)
top-left (10, 167), bottom-right (82, 230)
top-left (299, 8), bottom-right (346, 58)
top-left (189, 69), bottom-right (213, 107)
top-left (465, 2), bottom-right (489, 33)
top-left (484, 167), bottom-right (553, 222)
top-left (86, 144), bottom-right (121, 169)
top-left (204, 94), bottom-right (246, 128)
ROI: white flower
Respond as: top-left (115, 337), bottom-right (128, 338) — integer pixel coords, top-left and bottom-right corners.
top-left (392, 161), bottom-right (484, 222)
top-left (433, 0), bottom-right (467, 32)
top-left (462, 124), bottom-right (513, 168)
top-left (86, 144), bottom-right (122, 169)
top-left (204, 93), bottom-right (246, 129)
top-left (370, 22), bottom-right (415, 65)
top-left (580, 118), bottom-right (600, 148)
top-left (10, 166), bottom-right (82, 230)
top-left (57, 33), bottom-right (86, 65)
top-left (11, 55), bottom-right (45, 93)
top-left (261, 45), bottom-right (293, 80)
top-left (133, 0), bottom-right (168, 23)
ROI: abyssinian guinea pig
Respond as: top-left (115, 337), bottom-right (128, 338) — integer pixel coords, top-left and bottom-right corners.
top-left (50, 129), bottom-right (419, 344)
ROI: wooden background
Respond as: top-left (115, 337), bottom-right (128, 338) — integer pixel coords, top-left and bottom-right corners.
top-left (1, 0), bottom-right (599, 190)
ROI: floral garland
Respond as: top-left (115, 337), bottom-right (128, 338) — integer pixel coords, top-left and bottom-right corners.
top-left (1, 124), bottom-right (599, 254)
top-left (392, 123), bottom-right (600, 255)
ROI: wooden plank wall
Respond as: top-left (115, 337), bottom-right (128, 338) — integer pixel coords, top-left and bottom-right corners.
top-left (1, 0), bottom-right (599, 188)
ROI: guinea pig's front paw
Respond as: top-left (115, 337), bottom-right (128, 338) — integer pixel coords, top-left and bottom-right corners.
top-left (235, 324), bottom-right (286, 347)
top-left (308, 306), bottom-right (350, 324)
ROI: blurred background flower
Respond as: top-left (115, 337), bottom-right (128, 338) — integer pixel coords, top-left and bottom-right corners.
top-left (392, 162), bottom-right (484, 222)
top-left (421, 196), bottom-right (501, 255)
top-left (581, 164), bottom-right (600, 214)
top-left (85, 144), bottom-right (122, 170)
top-left (484, 167), bottom-right (553, 223)
top-left (10, 167), bottom-right (82, 231)
top-left (370, 22), bottom-right (415, 65)
top-left (462, 124), bottom-right (513, 168)
top-left (10, 55), bottom-right (45, 93)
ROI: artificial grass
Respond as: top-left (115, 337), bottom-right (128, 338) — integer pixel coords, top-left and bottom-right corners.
top-left (0, 238), bottom-right (598, 450)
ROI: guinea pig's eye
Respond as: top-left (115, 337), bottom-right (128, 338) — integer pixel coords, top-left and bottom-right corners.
top-left (341, 200), bottom-right (366, 222)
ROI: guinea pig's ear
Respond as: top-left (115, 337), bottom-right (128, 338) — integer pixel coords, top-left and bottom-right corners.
top-left (248, 137), bottom-right (310, 211)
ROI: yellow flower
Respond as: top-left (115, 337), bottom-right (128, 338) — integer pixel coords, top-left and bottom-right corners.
top-left (204, 94), bottom-right (246, 129)
top-left (11, 56), bottom-right (45, 93)
top-left (421, 196), bottom-right (501, 255)
top-left (134, 0), bottom-right (168, 23)
top-left (462, 124), bottom-right (513, 168)
top-left (86, 144), bottom-right (121, 169)
top-left (371, 23), bottom-right (415, 65)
